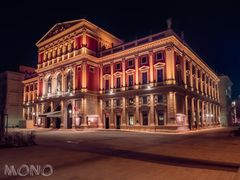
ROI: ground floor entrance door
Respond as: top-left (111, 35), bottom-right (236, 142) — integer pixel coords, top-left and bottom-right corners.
top-left (105, 117), bottom-right (109, 129)
top-left (116, 115), bottom-right (121, 129)
top-left (67, 104), bottom-right (72, 129)
top-left (56, 118), bottom-right (61, 129)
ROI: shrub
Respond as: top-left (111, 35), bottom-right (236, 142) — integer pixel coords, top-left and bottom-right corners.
top-left (2, 131), bottom-right (36, 147)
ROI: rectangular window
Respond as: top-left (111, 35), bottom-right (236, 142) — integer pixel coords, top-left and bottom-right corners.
top-left (90, 67), bottom-right (94, 72)
top-left (142, 72), bottom-right (148, 84)
top-left (141, 56), bottom-right (147, 65)
top-left (116, 77), bottom-right (121, 88)
top-left (156, 52), bottom-right (163, 61)
top-left (128, 60), bottom-right (133, 67)
top-left (128, 75), bottom-right (134, 86)
top-left (142, 112), bottom-right (148, 125)
top-left (129, 114), bottom-right (134, 126)
top-left (142, 96), bottom-right (148, 105)
top-left (116, 63), bottom-right (121, 70)
top-left (157, 69), bottom-right (163, 83)
top-left (105, 79), bottom-right (109, 90)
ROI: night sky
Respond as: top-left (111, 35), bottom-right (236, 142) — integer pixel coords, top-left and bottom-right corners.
top-left (1, 0), bottom-right (240, 97)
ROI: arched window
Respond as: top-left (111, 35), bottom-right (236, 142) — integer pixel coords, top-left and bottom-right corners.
top-left (66, 70), bottom-right (73, 92)
top-left (47, 76), bottom-right (52, 94)
top-left (57, 73), bottom-right (62, 92)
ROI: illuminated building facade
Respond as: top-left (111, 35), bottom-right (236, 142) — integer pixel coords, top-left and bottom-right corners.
top-left (23, 19), bottom-right (220, 130)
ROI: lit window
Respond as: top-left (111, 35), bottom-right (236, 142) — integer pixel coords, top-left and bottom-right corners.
top-left (129, 114), bottom-right (134, 125)
top-left (128, 98), bottom-right (134, 105)
top-left (116, 63), bottom-right (121, 70)
top-left (157, 111), bottom-right (164, 125)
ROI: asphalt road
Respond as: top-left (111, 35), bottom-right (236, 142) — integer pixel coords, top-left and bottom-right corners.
top-left (0, 128), bottom-right (240, 180)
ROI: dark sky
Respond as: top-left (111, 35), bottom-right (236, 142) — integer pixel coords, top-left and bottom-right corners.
top-left (1, 0), bottom-right (240, 97)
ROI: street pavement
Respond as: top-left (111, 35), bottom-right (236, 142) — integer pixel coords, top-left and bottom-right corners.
top-left (0, 127), bottom-right (240, 180)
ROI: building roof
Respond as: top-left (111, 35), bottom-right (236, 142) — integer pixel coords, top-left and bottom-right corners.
top-left (36, 18), bottom-right (123, 47)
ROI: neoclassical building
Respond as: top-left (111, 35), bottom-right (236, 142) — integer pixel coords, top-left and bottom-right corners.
top-left (22, 19), bottom-right (221, 131)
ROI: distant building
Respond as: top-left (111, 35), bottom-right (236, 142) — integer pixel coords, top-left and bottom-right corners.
top-left (219, 75), bottom-right (233, 126)
top-left (0, 66), bottom-right (35, 127)
top-left (231, 99), bottom-right (240, 125)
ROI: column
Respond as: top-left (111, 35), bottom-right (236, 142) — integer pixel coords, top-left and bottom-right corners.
top-left (82, 61), bottom-right (87, 92)
top-left (42, 78), bottom-right (46, 97)
top-left (200, 71), bottom-right (203, 95)
top-left (50, 101), bottom-right (54, 127)
top-left (72, 65), bottom-right (76, 92)
top-left (201, 101), bottom-right (205, 127)
top-left (62, 71), bottom-right (66, 94)
top-left (52, 76), bottom-right (56, 96)
top-left (150, 94), bottom-right (155, 126)
top-left (165, 45), bottom-right (175, 85)
top-left (196, 69), bottom-right (199, 93)
top-left (185, 95), bottom-right (189, 127)
top-left (110, 98), bottom-right (114, 128)
top-left (206, 102), bottom-right (209, 126)
top-left (135, 96), bottom-right (140, 125)
top-left (36, 104), bottom-right (39, 126)
top-left (122, 59), bottom-right (126, 90)
top-left (110, 61), bottom-right (114, 89)
top-left (41, 103), bottom-right (45, 127)
top-left (167, 92), bottom-right (176, 125)
top-left (100, 64), bottom-right (103, 91)
top-left (196, 99), bottom-right (200, 129)
top-left (81, 97), bottom-right (87, 127)
top-left (209, 103), bottom-right (213, 125)
top-left (190, 97), bottom-right (195, 130)
top-left (190, 62), bottom-right (193, 91)
top-left (182, 55), bottom-right (187, 88)
top-left (135, 55), bottom-right (139, 88)
top-left (72, 99), bottom-right (76, 128)
top-left (99, 99), bottom-right (103, 128)
top-left (149, 51), bottom-right (154, 85)
top-left (122, 97), bottom-right (127, 126)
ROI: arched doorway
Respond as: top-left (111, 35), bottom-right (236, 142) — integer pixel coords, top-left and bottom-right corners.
top-left (67, 104), bottom-right (72, 129)
top-left (45, 106), bottom-right (51, 128)
top-left (55, 105), bottom-right (61, 129)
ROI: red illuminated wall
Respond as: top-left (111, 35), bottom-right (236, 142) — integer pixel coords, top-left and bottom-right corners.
top-left (38, 79), bottom-right (43, 96)
top-left (38, 53), bottom-right (43, 64)
top-left (87, 65), bottom-right (99, 91)
top-left (75, 36), bottom-right (83, 50)
top-left (86, 35), bottom-right (98, 52)
top-left (76, 66), bottom-right (82, 90)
